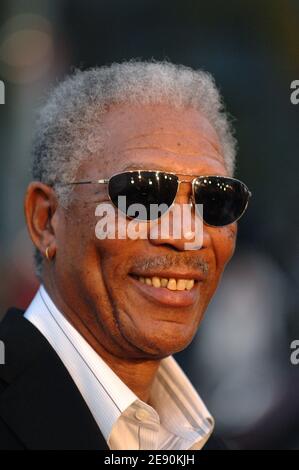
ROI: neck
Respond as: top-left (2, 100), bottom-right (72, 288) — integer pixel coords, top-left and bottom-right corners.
top-left (97, 353), bottom-right (161, 403)
top-left (43, 281), bottom-right (161, 403)
top-left (73, 317), bottom-right (161, 403)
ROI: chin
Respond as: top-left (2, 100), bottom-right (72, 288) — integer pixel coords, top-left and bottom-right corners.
top-left (126, 326), bottom-right (196, 358)
top-left (116, 304), bottom-right (201, 358)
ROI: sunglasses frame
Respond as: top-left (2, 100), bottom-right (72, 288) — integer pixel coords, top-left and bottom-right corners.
top-left (61, 170), bottom-right (252, 226)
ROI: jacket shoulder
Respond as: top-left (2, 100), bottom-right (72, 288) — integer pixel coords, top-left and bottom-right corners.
top-left (0, 307), bottom-right (108, 450)
top-left (0, 308), bottom-right (43, 384)
top-left (0, 309), bottom-right (29, 449)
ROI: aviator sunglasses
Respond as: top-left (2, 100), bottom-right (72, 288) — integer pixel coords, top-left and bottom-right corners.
top-left (61, 170), bottom-right (251, 226)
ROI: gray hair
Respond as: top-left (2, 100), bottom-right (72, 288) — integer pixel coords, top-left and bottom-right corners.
top-left (32, 60), bottom-right (237, 276)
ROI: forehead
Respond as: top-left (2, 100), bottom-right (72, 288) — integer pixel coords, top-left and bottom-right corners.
top-left (80, 103), bottom-right (227, 178)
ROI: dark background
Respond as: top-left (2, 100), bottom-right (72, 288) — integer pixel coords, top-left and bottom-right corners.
top-left (0, 0), bottom-right (298, 449)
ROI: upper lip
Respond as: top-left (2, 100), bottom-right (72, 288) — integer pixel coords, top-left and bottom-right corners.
top-left (129, 270), bottom-right (205, 281)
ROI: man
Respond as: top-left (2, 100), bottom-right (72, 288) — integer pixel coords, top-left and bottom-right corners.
top-left (0, 61), bottom-right (251, 450)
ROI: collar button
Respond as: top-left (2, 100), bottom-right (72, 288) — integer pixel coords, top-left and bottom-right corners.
top-left (135, 408), bottom-right (150, 422)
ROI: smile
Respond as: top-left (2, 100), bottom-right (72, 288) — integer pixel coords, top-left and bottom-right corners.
top-left (133, 275), bottom-right (195, 291)
top-left (129, 273), bottom-right (201, 307)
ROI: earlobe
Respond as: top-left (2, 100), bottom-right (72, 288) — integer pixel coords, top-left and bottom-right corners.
top-left (24, 182), bottom-right (58, 260)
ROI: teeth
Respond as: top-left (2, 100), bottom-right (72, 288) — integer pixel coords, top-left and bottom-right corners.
top-left (152, 276), bottom-right (161, 288)
top-left (167, 278), bottom-right (177, 290)
top-left (137, 276), bottom-right (195, 291)
top-left (177, 279), bottom-right (187, 291)
top-left (186, 279), bottom-right (194, 290)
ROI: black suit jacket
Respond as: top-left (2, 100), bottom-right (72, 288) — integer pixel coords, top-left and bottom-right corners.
top-left (0, 308), bottom-right (225, 450)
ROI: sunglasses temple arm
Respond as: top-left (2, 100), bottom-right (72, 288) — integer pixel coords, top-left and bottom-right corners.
top-left (55, 179), bottom-right (109, 186)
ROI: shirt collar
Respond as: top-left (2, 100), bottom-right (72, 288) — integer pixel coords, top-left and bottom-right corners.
top-left (25, 285), bottom-right (214, 446)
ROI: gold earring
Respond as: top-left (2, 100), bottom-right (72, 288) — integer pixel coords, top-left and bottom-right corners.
top-left (45, 247), bottom-right (51, 261)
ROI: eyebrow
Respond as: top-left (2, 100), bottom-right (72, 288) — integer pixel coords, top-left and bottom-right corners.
top-left (119, 161), bottom-right (177, 173)
top-left (116, 154), bottom-right (226, 176)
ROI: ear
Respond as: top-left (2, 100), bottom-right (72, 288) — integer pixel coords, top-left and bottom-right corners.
top-left (24, 182), bottom-right (59, 259)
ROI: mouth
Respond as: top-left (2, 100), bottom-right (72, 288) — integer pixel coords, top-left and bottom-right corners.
top-left (129, 272), bottom-right (202, 307)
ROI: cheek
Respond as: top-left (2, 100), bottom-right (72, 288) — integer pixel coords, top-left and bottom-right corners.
top-left (61, 202), bottom-right (130, 280)
top-left (211, 224), bottom-right (237, 269)
top-left (55, 204), bottom-right (96, 268)
top-left (94, 239), bottom-right (128, 279)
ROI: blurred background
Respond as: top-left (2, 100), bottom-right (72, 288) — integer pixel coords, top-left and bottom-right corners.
top-left (0, 0), bottom-right (298, 449)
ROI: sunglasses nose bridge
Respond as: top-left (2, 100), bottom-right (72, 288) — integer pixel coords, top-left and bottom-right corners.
top-left (175, 179), bottom-right (194, 206)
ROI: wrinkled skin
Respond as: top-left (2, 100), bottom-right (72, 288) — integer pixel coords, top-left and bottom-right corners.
top-left (25, 103), bottom-right (237, 401)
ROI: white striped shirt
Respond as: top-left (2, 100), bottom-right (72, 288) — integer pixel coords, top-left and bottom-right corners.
top-left (24, 286), bottom-right (214, 450)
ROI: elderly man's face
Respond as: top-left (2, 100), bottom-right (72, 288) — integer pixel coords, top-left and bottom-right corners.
top-left (53, 103), bottom-right (237, 359)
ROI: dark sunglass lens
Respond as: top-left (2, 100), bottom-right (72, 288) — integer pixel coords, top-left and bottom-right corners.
top-left (108, 171), bottom-right (178, 220)
top-left (193, 176), bottom-right (250, 226)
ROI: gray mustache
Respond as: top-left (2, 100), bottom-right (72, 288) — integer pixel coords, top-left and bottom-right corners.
top-left (131, 254), bottom-right (209, 275)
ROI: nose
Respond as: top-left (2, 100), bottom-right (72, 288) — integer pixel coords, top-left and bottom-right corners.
top-left (148, 182), bottom-right (211, 252)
